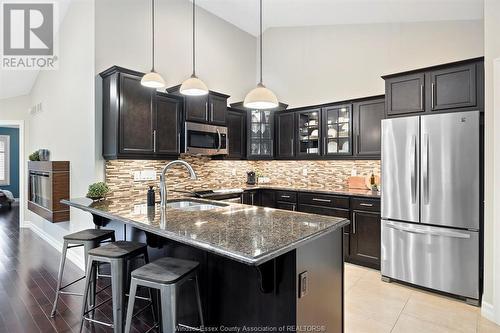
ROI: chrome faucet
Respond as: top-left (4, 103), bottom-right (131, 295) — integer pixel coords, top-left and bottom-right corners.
top-left (160, 160), bottom-right (197, 208)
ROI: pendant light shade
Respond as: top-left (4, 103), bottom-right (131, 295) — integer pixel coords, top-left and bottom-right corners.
top-left (244, 0), bottom-right (278, 109)
top-left (180, 0), bottom-right (208, 96)
top-left (244, 82), bottom-right (278, 109)
top-left (142, 0), bottom-right (165, 88)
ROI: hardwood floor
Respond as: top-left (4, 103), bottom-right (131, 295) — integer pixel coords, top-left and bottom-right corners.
top-left (0, 206), bottom-right (156, 333)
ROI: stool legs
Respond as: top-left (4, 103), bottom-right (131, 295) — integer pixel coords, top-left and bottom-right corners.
top-left (83, 241), bottom-right (98, 318)
top-left (79, 257), bottom-right (96, 333)
top-left (194, 274), bottom-right (204, 329)
top-left (160, 285), bottom-right (177, 333)
top-left (111, 259), bottom-right (126, 333)
top-left (124, 278), bottom-right (138, 333)
top-left (51, 240), bottom-right (68, 317)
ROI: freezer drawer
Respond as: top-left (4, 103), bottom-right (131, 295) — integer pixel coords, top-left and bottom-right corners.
top-left (381, 220), bottom-right (479, 300)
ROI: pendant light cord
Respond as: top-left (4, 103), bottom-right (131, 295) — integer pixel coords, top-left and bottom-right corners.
top-left (259, 0), bottom-right (263, 84)
top-left (192, 0), bottom-right (196, 76)
top-left (151, 0), bottom-right (155, 71)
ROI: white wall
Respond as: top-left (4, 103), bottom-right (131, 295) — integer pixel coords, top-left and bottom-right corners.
top-left (262, 20), bottom-right (484, 108)
top-left (0, 95), bottom-right (31, 121)
top-left (25, 0), bottom-right (96, 268)
top-left (482, 0), bottom-right (500, 323)
top-left (95, 0), bottom-right (257, 104)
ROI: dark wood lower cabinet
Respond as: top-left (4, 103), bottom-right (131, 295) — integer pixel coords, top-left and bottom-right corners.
top-left (348, 210), bottom-right (381, 269)
top-left (259, 190), bottom-right (276, 208)
top-left (277, 202), bottom-right (296, 211)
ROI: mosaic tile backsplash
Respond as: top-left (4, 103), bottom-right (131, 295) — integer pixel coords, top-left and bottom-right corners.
top-left (105, 155), bottom-right (380, 200)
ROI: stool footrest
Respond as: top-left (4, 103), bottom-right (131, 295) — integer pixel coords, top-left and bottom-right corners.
top-left (83, 316), bottom-right (114, 328)
top-left (59, 291), bottom-right (84, 297)
top-left (59, 276), bottom-right (86, 291)
top-left (82, 297), bottom-right (112, 316)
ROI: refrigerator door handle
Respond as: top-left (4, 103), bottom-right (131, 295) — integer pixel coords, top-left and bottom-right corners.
top-left (410, 135), bottom-right (417, 204)
top-left (384, 221), bottom-right (470, 239)
top-left (422, 133), bottom-right (430, 205)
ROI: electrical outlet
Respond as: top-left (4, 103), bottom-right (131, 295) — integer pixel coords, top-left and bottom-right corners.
top-left (231, 168), bottom-right (237, 176)
top-left (302, 168), bottom-right (308, 176)
top-left (133, 170), bottom-right (156, 181)
top-left (133, 171), bottom-right (141, 181)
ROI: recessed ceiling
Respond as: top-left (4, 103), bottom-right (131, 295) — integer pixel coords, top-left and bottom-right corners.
top-left (195, 0), bottom-right (484, 36)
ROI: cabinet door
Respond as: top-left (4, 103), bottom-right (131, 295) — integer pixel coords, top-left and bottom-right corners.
top-left (209, 94), bottom-right (227, 125)
top-left (155, 94), bottom-right (181, 156)
top-left (386, 73), bottom-right (425, 116)
top-left (322, 105), bottom-right (352, 156)
top-left (242, 191), bottom-right (259, 205)
top-left (429, 64), bottom-right (476, 111)
top-left (247, 110), bottom-right (274, 159)
top-left (276, 112), bottom-right (295, 158)
top-left (119, 73), bottom-right (155, 155)
top-left (259, 190), bottom-right (275, 208)
top-left (227, 110), bottom-right (246, 159)
top-left (354, 98), bottom-right (384, 157)
top-left (350, 211), bottom-right (381, 269)
top-left (185, 95), bottom-right (209, 123)
top-left (296, 109), bottom-right (321, 158)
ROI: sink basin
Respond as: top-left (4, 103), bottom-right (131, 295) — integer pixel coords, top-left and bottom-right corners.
top-left (165, 200), bottom-right (226, 211)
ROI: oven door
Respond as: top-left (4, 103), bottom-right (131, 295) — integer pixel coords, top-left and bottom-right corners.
top-left (185, 122), bottom-right (228, 155)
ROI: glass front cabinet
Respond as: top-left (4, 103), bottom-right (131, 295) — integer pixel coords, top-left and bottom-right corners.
top-left (247, 109), bottom-right (274, 159)
top-left (321, 104), bottom-right (352, 156)
top-left (296, 108), bottom-right (322, 157)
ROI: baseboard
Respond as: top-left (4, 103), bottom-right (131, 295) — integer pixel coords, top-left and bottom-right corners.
top-left (481, 300), bottom-right (496, 322)
top-left (23, 221), bottom-right (85, 272)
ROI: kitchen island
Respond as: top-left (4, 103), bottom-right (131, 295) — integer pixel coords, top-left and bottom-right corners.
top-left (63, 197), bottom-right (348, 332)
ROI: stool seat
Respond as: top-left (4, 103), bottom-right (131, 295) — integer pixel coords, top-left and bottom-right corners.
top-left (131, 257), bottom-right (199, 284)
top-left (64, 228), bottom-right (115, 242)
top-left (88, 241), bottom-right (146, 258)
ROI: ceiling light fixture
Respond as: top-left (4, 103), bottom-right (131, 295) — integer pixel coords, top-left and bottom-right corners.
top-left (141, 0), bottom-right (166, 88)
top-left (180, 0), bottom-right (209, 96)
top-left (244, 0), bottom-right (278, 109)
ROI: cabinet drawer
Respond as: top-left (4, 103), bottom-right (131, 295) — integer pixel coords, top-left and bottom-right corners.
top-left (299, 192), bottom-right (350, 209)
top-left (351, 197), bottom-right (380, 212)
top-left (298, 204), bottom-right (350, 219)
top-left (276, 191), bottom-right (297, 203)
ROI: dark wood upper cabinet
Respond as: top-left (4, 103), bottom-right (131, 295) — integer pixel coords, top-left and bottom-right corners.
top-left (429, 64), bottom-right (476, 111)
top-left (119, 73), bottom-right (155, 155)
top-left (321, 105), bottom-right (352, 157)
top-left (385, 73), bottom-right (425, 116)
top-left (276, 111), bottom-right (295, 159)
top-left (296, 108), bottom-right (322, 158)
top-left (226, 108), bottom-right (247, 159)
top-left (353, 97), bottom-right (385, 157)
top-left (209, 94), bottom-right (227, 125)
top-left (155, 93), bottom-right (182, 155)
top-left (384, 58), bottom-right (484, 117)
top-left (100, 66), bottom-right (182, 160)
top-left (167, 85), bottom-right (229, 126)
top-left (247, 109), bottom-right (275, 160)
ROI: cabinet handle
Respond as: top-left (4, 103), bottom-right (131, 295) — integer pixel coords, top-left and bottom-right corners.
top-left (281, 195), bottom-right (291, 199)
top-left (420, 84), bottom-right (424, 110)
top-left (153, 130), bottom-right (157, 153)
top-left (352, 212), bottom-right (356, 234)
top-left (210, 103), bottom-right (214, 122)
top-left (312, 198), bottom-right (331, 203)
top-left (292, 204), bottom-right (296, 211)
top-left (359, 203), bottom-right (373, 207)
top-left (357, 134), bottom-right (360, 154)
top-left (205, 102), bottom-right (209, 121)
top-left (291, 138), bottom-right (294, 157)
top-left (323, 137), bottom-right (327, 155)
top-left (431, 83), bottom-right (435, 110)
top-left (177, 133), bottom-right (181, 153)
top-left (251, 192), bottom-right (255, 206)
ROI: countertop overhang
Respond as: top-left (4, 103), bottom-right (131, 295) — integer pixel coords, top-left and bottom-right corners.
top-left (62, 198), bottom-right (349, 266)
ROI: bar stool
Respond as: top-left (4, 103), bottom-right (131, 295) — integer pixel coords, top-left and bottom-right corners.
top-left (51, 228), bottom-right (115, 317)
top-left (79, 241), bottom-right (150, 333)
top-left (124, 257), bottom-right (204, 333)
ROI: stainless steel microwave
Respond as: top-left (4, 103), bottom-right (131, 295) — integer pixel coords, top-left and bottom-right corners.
top-left (185, 122), bottom-right (228, 155)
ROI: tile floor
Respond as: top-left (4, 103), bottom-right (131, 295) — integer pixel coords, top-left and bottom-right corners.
top-left (344, 263), bottom-right (500, 333)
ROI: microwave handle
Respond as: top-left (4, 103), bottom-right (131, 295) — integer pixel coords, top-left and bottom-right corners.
top-left (216, 129), bottom-right (221, 152)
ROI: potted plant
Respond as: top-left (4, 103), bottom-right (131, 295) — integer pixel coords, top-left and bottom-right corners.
top-left (86, 182), bottom-right (110, 201)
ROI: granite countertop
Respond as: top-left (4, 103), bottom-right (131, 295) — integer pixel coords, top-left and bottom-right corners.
top-left (242, 185), bottom-right (381, 198)
top-left (62, 197), bottom-right (349, 266)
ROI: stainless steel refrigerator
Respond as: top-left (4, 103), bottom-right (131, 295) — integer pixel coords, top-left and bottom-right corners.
top-left (381, 110), bottom-right (481, 305)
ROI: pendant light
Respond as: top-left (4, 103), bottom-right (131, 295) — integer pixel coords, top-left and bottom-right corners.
top-left (244, 0), bottom-right (278, 109)
top-left (141, 0), bottom-right (166, 88)
top-left (180, 0), bottom-right (209, 96)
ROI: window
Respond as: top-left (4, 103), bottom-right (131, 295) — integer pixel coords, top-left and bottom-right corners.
top-left (0, 135), bottom-right (10, 186)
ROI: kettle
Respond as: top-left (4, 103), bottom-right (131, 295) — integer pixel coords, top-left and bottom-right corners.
top-left (246, 171), bottom-right (256, 185)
